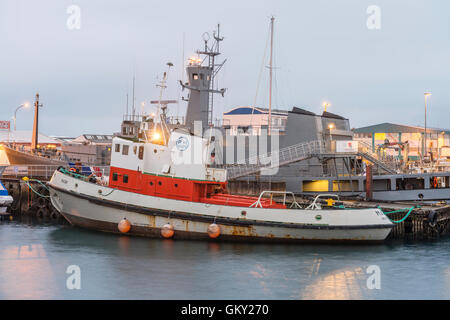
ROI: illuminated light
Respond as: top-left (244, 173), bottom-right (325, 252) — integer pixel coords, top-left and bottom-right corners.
top-left (322, 101), bottom-right (331, 112)
top-left (23, 102), bottom-right (30, 108)
top-left (150, 112), bottom-right (155, 117)
top-left (151, 131), bottom-right (162, 141)
top-left (328, 123), bottom-right (335, 129)
top-left (188, 56), bottom-right (202, 65)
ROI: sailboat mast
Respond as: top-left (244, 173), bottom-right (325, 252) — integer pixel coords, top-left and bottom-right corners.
top-left (268, 16), bottom-right (274, 135)
top-left (132, 74), bottom-right (136, 119)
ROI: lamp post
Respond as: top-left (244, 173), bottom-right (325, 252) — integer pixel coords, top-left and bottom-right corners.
top-left (13, 102), bottom-right (30, 131)
top-left (424, 92), bottom-right (431, 159)
top-left (322, 101), bottom-right (330, 113)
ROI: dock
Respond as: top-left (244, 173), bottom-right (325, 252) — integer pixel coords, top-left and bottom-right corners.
top-left (1, 164), bottom-right (108, 219)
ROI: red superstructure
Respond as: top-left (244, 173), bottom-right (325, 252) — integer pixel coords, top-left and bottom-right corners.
top-left (108, 166), bottom-right (285, 209)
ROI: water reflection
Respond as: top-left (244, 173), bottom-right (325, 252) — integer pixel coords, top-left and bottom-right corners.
top-left (0, 244), bottom-right (58, 299)
top-left (301, 267), bottom-right (366, 299)
top-left (0, 219), bottom-right (449, 299)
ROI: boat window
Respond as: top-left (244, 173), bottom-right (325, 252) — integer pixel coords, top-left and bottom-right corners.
top-left (138, 146), bottom-right (144, 160)
top-left (115, 144), bottom-right (120, 152)
top-left (193, 73), bottom-right (199, 80)
top-left (133, 146), bottom-right (137, 154)
top-left (122, 145), bottom-right (129, 155)
top-left (112, 173), bottom-right (118, 181)
top-left (123, 175), bottom-right (128, 183)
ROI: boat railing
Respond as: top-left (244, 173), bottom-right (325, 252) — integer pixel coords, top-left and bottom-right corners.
top-left (1, 165), bottom-right (110, 180)
top-left (305, 194), bottom-right (340, 210)
top-left (249, 190), bottom-right (301, 209)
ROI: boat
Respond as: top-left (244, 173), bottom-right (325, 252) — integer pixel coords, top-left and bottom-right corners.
top-left (0, 167), bottom-right (13, 215)
top-left (46, 23), bottom-right (395, 242)
top-left (0, 93), bottom-right (70, 166)
top-left (48, 93), bottom-right (393, 242)
top-left (0, 144), bottom-right (66, 166)
top-left (47, 131), bottom-right (393, 242)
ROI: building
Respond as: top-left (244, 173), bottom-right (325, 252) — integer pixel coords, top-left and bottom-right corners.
top-left (222, 106), bottom-right (288, 135)
top-left (55, 134), bottom-right (113, 165)
top-left (353, 122), bottom-right (450, 161)
top-left (0, 130), bottom-right (62, 151)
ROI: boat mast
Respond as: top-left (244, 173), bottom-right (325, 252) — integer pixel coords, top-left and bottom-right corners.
top-left (268, 16), bottom-right (274, 135)
top-left (132, 74), bottom-right (136, 120)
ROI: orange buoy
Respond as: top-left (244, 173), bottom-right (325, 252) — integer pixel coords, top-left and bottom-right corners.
top-left (207, 223), bottom-right (221, 239)
top-left (161, 223), bottom-right (174, 238)
top-left (118, 218), bottom-right (131, 233)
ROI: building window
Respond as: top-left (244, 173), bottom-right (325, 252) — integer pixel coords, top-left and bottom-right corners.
top-left (138, 146), bottom-right (144, 160)
top-left (112, 173), bottom-right (118, 181)
top-left (123, 175), bottom-right (128, 183)
top-left (193, 73), bottom-right (199, 80)
top-left (122, 145), bottom-right (129, 155)
top-left (115, 144), bottom-right (120, 152)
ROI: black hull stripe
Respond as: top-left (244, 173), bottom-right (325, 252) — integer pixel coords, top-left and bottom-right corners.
top-left (49, 184), bottom-right (394, 231)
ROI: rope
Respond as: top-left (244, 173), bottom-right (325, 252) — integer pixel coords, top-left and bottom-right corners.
top-left (22, 180), bottom-right (49, 198)
top-left (58, 168), bottom-right (115, 197)
top-left (101, 188), bottom-right (116, 197)
top-left (380, 206), bottom-right (417, 224)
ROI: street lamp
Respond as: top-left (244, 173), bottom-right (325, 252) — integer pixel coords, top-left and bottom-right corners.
top-left (13, 102), bottom-right (30, 131)
top-left (424, 92), bottom-right (431, 159)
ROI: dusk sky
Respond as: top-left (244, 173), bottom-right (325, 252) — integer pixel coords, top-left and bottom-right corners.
top-left (1, 0), bottom-right (449, 136)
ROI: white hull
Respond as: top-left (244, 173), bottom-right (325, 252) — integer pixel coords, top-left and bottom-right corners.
top-left (48, 171), bottom-right (394, 242)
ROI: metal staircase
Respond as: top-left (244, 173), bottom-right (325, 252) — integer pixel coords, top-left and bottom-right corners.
top-left (357, 141), bottom-right (398, 174)
top-left (225, 140), bottom-right (326, 180)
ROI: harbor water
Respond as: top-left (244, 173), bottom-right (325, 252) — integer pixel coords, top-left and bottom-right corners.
top-left (0, 218), bottom-right (449, 300)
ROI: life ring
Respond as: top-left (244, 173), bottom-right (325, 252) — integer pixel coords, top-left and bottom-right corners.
top-left (432, 177), bottom-right (438, 188)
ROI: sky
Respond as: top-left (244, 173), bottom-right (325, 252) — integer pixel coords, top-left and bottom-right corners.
top-left (0, 0), bottom-right (449, 136)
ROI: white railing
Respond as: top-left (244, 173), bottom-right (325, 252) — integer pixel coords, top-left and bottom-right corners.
top-left (249, 190), bottom-right (301, 209)
top-left (305, 194), bottom-right (340, 210)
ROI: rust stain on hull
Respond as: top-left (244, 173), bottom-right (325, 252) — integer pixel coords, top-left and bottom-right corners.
top-left (147, 215), bottom-right (156, 228)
